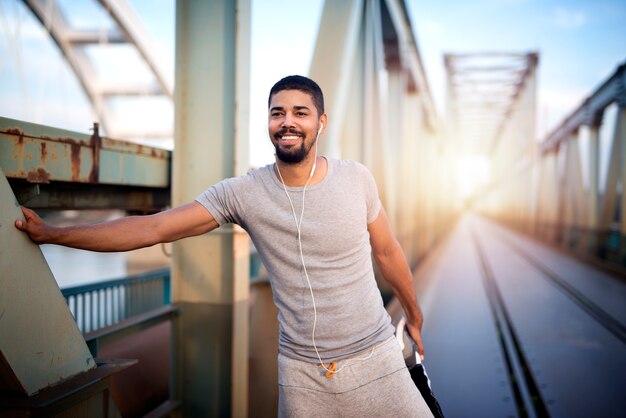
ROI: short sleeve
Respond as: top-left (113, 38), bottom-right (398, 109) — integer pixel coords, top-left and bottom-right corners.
top-left (195, 177), bottom-right (246, 226)
top-left (361, 165), bottom-right (382, 224)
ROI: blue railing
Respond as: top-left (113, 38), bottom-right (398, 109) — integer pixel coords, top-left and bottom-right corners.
top-left (61, 267), bottom-right (170, 334)
top-left (60, 249), bottom-right (263, 335)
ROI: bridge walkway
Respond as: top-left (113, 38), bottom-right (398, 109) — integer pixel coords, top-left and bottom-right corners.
top-left (415, 214), bottom-right (626, 418)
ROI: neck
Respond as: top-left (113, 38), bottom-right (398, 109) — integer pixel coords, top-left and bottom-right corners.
top-left (275, 155), bottom-right (322, 187)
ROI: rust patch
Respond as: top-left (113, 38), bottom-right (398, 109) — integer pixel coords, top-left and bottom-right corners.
top-left (40, 142), bottom-right (48, 165)
top-left (71, 143), bottom-right (82, 181)
top-left (26, 168), bottom-right (51, 184)
top-left (89, 122), bottom-right (101, 183)
top-left (4, 127), bottom-right (24, 136)
top-left (12, 133), bottom-right (25, 160)
top-left (39, 135), bottom-right (91, 148)
top-left (5, 129), bottom-right (89, 147)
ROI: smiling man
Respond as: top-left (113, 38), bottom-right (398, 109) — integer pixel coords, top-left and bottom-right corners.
top-left (269, 88), bottom-right (323, 164)
top-left (16, 75), bottom-right (434, 417)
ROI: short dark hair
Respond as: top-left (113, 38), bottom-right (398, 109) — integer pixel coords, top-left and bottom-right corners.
top-left (268, 75), bottom-right (325, 116)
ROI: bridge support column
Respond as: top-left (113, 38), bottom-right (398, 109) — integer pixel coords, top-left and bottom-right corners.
top-left (586, 124), bottom-right (600, 254)
top-left (172, 0), bottom-right (250, 416)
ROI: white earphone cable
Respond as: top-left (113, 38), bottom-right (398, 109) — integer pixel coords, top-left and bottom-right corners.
top-left (276, 130), bottom-right (374, 375)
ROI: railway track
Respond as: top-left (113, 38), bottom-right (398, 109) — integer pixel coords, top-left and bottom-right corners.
top-left (470, 220), bottom-right (626, 418)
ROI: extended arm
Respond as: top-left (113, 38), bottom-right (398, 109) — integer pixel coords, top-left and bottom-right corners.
top-left (368, 207), bottom-right (425, 360)
top-left (15, 202), bottom-right (218, 252)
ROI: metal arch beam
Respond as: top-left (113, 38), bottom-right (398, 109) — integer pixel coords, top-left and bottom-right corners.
top-left (23, 0), bottom-right (107, 129)
top-left (22, 0), bottom-right (172, 141)
top-left (64, 28), bottom-right (126, 44)
top-left (95, 0), bottom-right (173, 97)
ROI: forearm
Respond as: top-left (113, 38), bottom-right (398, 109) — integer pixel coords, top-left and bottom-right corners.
top-left (375, 243), bottom-right (423, 326)
top-left (45, 215), bottom-right (160, 252)
top-left (17, 202), bottom-right (218, 252)
top-left (368, 208), bottom-right (425, 357)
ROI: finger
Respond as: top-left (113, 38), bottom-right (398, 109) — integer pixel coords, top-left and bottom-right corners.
top-left (20, 206), bottom-right (36, 221)
top-left (16, 207), bottom-right (39, 232)
top-left (408, 327), bottom-right (425, 361)
top-left (16, 207), bottom-right (30, 230)
top-left (415, 334), bottom-right (425, 361)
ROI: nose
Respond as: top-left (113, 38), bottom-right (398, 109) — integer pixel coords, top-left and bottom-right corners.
top-left (281, 112), bottom-right (295, 128)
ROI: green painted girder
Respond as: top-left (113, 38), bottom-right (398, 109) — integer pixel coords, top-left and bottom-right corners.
top-left (0, 170), bottom-right (96, 396)
top-left (0, 117), bottom-right (171, 211)
top-left (0, 117), bottom-right (170, 187)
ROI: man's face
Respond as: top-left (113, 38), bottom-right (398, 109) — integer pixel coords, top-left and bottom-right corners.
top-left (268, 89), bottom-right (324, 164)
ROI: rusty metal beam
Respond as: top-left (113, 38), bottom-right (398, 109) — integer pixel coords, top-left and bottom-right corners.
top-left (0, 117), bottom-right (171, 211)
top-left (7, 180), bottom-right (169, 211)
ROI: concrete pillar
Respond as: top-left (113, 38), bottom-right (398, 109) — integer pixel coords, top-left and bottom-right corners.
top-left (172, 0), bottom-right (250, 416)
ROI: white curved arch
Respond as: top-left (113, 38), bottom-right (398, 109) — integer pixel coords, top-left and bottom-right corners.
top-left (22, 0), bottom-right (173, 143)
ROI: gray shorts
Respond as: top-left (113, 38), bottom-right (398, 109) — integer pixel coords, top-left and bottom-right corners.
top-left (277, 336), bottom-right (434, 417)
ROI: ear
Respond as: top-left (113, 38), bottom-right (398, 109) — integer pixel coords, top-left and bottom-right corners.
top-left (318, 113), bottom-right (328, 134)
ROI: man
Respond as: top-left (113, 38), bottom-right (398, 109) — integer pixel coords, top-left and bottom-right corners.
top-left (16, 75), bottom-right (434, 417)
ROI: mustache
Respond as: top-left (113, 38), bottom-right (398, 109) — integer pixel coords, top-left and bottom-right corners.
top-left (276, 127), bottom-right (305, 138)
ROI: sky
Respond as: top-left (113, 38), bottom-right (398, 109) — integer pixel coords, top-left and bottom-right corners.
top-left (0, 0), bottom-right (625, 169)
top-left (409, 0), bottom-right (626, 136)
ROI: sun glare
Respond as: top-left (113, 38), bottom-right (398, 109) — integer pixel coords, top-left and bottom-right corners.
top-left (456, 154), bottom-right (491, 201)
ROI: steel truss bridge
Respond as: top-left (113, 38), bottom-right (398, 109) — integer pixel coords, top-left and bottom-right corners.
top-left (1, 0), bottom-right (625, 417)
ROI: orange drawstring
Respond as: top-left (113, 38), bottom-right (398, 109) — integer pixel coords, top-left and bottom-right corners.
top-left (324, 361), bottom-right (337, 378)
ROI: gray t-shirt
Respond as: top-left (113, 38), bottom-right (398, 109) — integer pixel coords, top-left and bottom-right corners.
top-left (195, 158), bottom-right (394, 362)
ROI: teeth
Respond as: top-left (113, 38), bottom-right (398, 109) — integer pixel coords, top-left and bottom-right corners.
top-left (281, 135), bottom-right (299, 140)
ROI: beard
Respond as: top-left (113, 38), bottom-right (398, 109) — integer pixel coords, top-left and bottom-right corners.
top-left (274, 129), bottom-right (315, 164)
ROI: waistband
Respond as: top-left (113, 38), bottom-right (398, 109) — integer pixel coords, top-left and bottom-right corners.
top-left (278, 335), bottom-right (406, 394)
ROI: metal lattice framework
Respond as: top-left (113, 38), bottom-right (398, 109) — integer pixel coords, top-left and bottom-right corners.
top-left (23, 0), bottom-right (173, 143)
top-left (444, 52), bottom-right (539, 156)
top-left (476, 59), bottom-right (626, 262)
top-left (536, 63), bottom-right (626, 238)
top-left (310, 0), bottom-right (454, 265)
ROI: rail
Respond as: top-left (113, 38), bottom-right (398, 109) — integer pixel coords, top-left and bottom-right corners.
top-left (62, 273), bottom-right (180, 416)
top-left (61, 267), bottom-right (170, 334)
